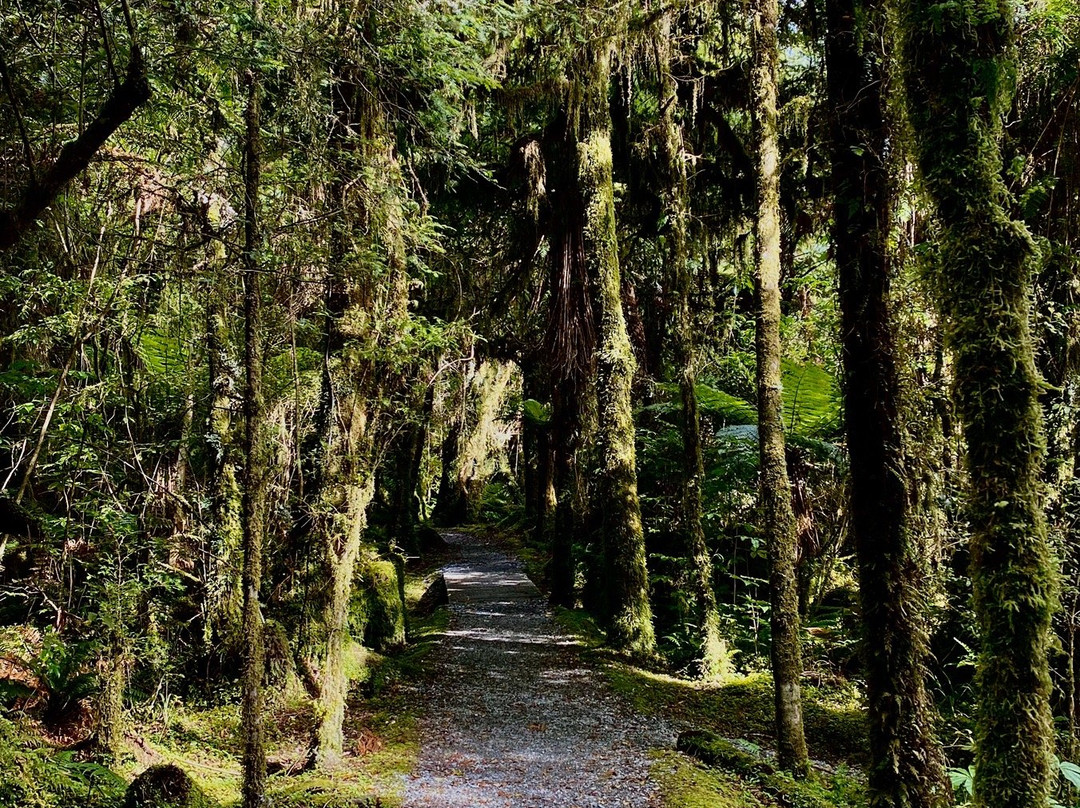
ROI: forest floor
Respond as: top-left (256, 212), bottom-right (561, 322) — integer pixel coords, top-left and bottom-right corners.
top-left (397, 529), bottom-right (868, 808)
top-left (399, 530), bottom-right (672, 807)
top-left (0, 528), bottom-right (870, 808)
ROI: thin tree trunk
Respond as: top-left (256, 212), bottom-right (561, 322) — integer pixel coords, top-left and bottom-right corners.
top-left (902, 1), bottom-right (1058, 804)
top-left (749, 0), bottom-right (809, 774)
top-left (205, 286), bottom-right (243, 649)
top-left (658, 13), bottom-right (729, 681)
top-left (239, 50), bottom-right (267, 808)
top-left (549, 442), bottom-right (577, 608)
top-left (825, 0), bottom-right (949, 803)
top-left (433, 418), bottom-right (466, 526)
top-left (576, 6), bottom-right (655, 658)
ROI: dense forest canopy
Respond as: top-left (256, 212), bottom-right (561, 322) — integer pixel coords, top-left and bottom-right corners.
top-left (0, 0), bottom-right (1078, 806)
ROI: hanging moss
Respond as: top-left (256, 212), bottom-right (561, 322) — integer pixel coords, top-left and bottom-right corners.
top-left (902, 0), bottom-right (1059, 805)
top-left (574, 13), bottom-right (656, 660)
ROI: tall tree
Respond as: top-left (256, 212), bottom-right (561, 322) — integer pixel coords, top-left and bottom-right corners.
top-left (748, 0), bottom-right (810, 775)
top-left (308, 55), bottom-right (406, 767)
top-left (240, 25), bottom-right (268, 808)
top-left (576, 0), bottom-right (656, 658)
top-left (657, 9), bottom-right (729, 681)
top-left (825, 0), bottom-right (949, 803)
top-left (903, 0), bottom-right (1059, 804)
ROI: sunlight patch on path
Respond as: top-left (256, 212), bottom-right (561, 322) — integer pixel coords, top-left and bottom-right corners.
top-left (400, 531), bottom-right (673, 808)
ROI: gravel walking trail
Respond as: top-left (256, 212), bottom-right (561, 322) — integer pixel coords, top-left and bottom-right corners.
top-left (400, 531), bottom-right (675, 808)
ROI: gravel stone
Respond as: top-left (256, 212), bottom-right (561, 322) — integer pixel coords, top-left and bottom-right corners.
top-left (401, 531), bottom-right (675, 807)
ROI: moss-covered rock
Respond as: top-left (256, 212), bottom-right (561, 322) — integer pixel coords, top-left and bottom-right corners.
top-left (360, 555), bottom-right (406, 653)
top-left (123, 764), bottom-right (211, 808)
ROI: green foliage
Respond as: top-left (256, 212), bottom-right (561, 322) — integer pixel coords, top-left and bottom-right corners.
top-left (645, 360), bottom-right (841, 439)
top-left (521, 398), bottom-right (554, 426)
top-left (0, 716), bottom-right (124, 808)
top-left (0, 630), bottom-right (98, 723)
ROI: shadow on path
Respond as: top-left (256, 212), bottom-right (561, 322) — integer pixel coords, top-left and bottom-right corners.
top-left (400, 531), bottom-right (674, 808)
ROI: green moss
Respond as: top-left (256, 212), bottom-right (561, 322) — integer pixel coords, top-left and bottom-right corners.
top-left (650, 749), bottom-right (761, 808)
top-left (359, 555), bottom-right (406, 653)
top-left (553, 607), bottom-right (607, 648)
top-left (603, 668), bottom-right (867, 766)
top-left (677, 730), bottom-right (865, 808)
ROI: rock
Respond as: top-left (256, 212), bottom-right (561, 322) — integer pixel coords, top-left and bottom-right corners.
top-left (415, 573), bottom-right (449, 616)
top-left (123, 764), bottom-right (210, 808)
top-left (416, 524), bottom-right (448, 552)
top-left (361, 555), bottom-right (407, 653)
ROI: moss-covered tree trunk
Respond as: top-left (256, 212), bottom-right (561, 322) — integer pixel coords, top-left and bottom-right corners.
top-left (575, 3), bottom-right (655, 658)
top-left (308, 50), bottom-right (411, 767)
top-left (658, 16), bottom-right (728, 681)
top-left (95, 641), bottom-right (131, 761)
top-left (749, 0), bottom-right (809, 775)
top-left (825, 0), bottom-right (949, 803)
top-left (313, 473), bottom-right (376, 768)
top-left (239, 44), bottom-right (267, 808)
top-left (902, 1), bottom-right (1058, 804)
top-left (204, 282), bottom-right (242, 651)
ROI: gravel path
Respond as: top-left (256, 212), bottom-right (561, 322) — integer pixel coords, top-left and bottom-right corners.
top-left (400, 531), bottom-right (675, 808)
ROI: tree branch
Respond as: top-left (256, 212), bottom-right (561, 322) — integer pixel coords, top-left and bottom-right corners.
top-left (0, 46), bottom-right (151, 251)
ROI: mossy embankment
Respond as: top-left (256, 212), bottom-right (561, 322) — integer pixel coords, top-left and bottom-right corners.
top-left (0, 556), bottom-right (453, 808)
top-left (121, 567), bottom-right (450, 808)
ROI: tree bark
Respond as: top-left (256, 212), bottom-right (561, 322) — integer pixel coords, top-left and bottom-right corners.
top-left (239, 54), bottom-right (267, 808)
top-left (658, 13), bottom-right (729, 682)
top-left (902, 1), bottom-right (1058, 804)
top-left (825, 0), bottom-right (949, 803)
top-left (749, 0), bottom-right (810, 775)
top-left (576, 3), bottom-right (655, 658)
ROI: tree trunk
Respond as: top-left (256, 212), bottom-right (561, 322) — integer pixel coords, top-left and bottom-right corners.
top-left (749, 0), bottom-right (810, 775)
top-left (95, 642), bottom-right (131, 761)
top-left (825, 0), bottom-right (949, 803)
top-left (549, 442), bottom-right (577, 608)
top-left (205, 283), bottom-right (243, 651)
top-left (658, 13), bottom-right (729, 682)
top-left (308, 49), bottom-right (412, 766)
top-left (433, 418), bottom-right (467, 526)
top-left (902, 1), bottom-right (1058, 804)
top-left (239, 52), bottom-right (267, 808)
top-left (576, 7), bottom-right (655, 659)
top-left (314, 476), bottom-right (376, 769)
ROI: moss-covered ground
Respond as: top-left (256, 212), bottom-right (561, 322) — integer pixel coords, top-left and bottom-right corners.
top-left (552, 596), bottom-right (868, 807)
top-left (117, 600), bottom-right (449, 808)
top-left (0, 557), bottom-right (452, 808)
